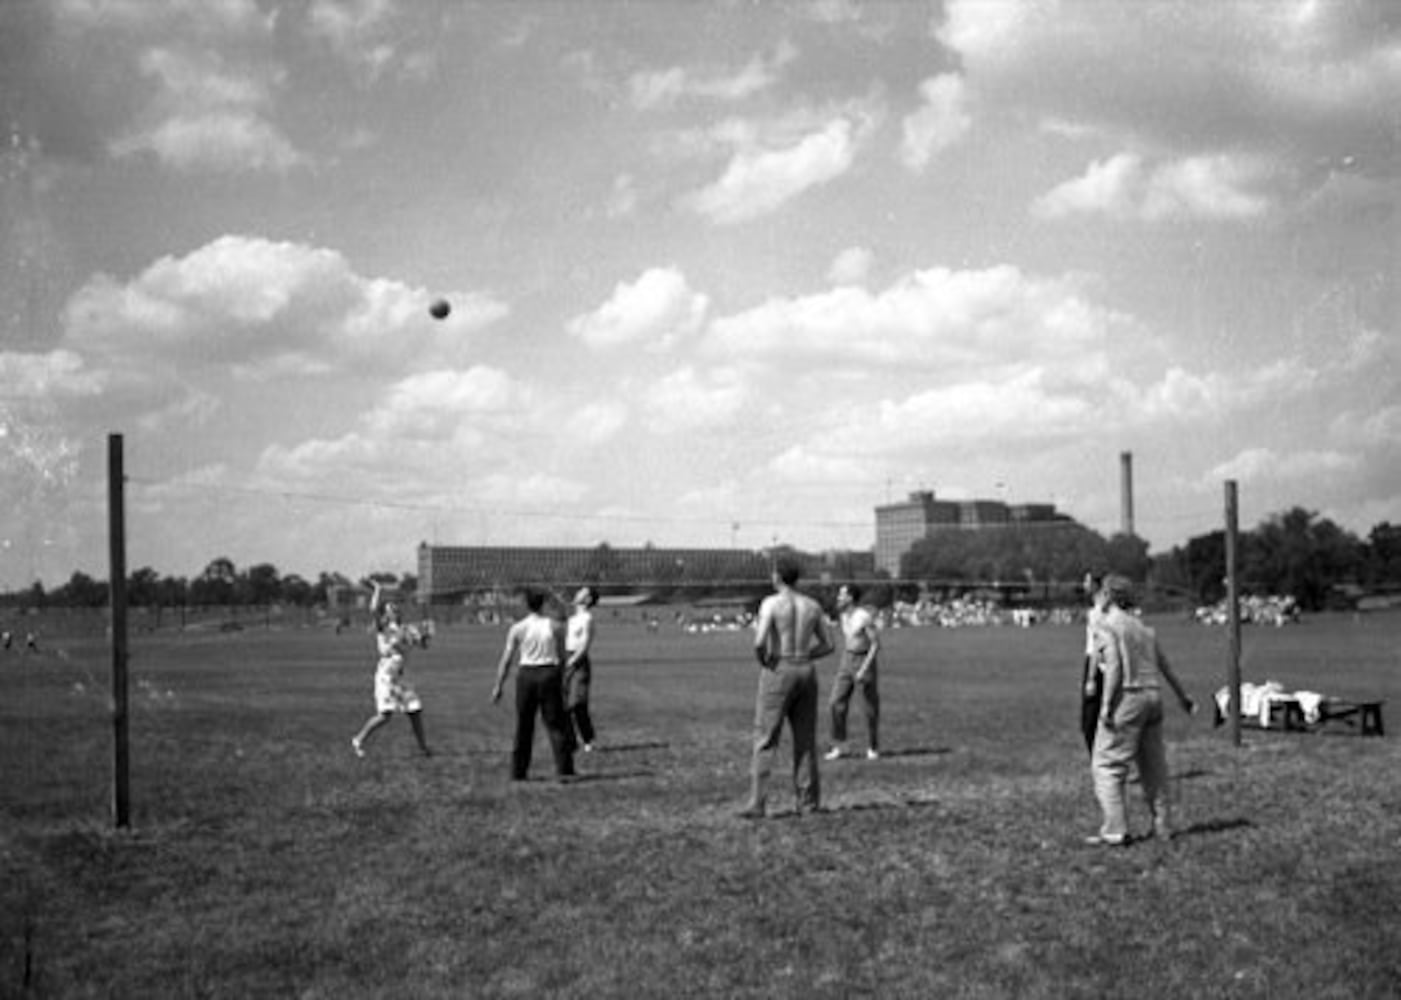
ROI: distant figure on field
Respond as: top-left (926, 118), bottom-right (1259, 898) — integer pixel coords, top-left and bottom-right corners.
top-left (1080, 573), bottom-right (1110, 754)
top-left (740, 556), bottom-right (835, 819)
top-left (351, 582), bottom-right (432, 758)
top-left (1086, 575), bottom-right (1196, 846)
top-left (826, 584), bottom-right (881, 761)
top-left (492, 588), bottom-right (575, 782)
top-left (564, 586), bottom-right (600, 753)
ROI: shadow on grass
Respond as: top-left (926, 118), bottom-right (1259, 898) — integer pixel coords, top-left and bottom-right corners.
top-left (561, 770), bottom-right (655, 785)
top-left (753, 797), bottom-right (945, 819)
top-left (591, 741), bottom-right (670, 753)
top-left (1175, 816), bottom-right (1255, 839)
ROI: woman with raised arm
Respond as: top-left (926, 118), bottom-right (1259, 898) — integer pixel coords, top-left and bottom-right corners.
top-left (351, 581), bottom-right (432, 758)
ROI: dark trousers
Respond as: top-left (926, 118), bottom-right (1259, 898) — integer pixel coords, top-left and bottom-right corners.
top-left (829, 652), bottom-right (879, 751)
top-left (513, 665), bottom-right (575, 779)
top-left (564, 654), bottom-right (596, 746)
top-left (1081, 656), bottom-right (1103, 754)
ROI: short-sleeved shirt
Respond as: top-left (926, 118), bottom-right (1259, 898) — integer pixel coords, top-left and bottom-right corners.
top-left (1093, 607), bottom-right (1164, 691)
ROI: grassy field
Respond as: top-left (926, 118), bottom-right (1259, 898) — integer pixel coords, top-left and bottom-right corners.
top-left (2, 609), bottom-right (1398, 998)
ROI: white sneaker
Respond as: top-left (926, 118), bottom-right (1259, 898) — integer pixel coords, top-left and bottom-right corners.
top-left (866, 749), bottom-right (881, 760)
top-left (824, 747), bottom-right (845, 761)
top-left (582, 743), bottom-right (594, 753)
top-left (351, 737), bottom-right (365, 758)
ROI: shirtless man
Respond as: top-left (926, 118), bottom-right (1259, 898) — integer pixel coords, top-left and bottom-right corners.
top-left (739, 556), bottom-right (835, 819)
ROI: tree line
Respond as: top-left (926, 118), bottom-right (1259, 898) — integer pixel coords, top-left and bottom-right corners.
top-left (3, 507), bottom-right (1397, 613)
top-left (900, 506), bottom-right (1400, 611)
top-left (0, 555), bottom-right (415, 611)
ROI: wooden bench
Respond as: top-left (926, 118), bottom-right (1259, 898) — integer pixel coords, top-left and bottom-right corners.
top-left (1314, 699), bottom-right (1385, 737)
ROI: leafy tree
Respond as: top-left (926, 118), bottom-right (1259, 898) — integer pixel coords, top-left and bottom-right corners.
top-left (53, 571), bottom-right (108, 608)
top-left (1363, 522), bottom-right (1401, 587)
top-left (190, 557), bottom-right (237, 605)
top-left (901, 522), bottom-right (1112, 588)
top-left (281, 574), bottom-right (313, 606)
top-left (1104, 533), bottom-right (1151, 581)
top-left (128, 567), bottom-right (161, 607)
top-left (1243, 507), bottom-right (1361, 610)
top-left (244, 563), bottom-right (282, 605)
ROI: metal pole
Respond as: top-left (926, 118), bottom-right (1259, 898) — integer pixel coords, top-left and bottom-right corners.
top-left (108, 433), bottom-right (131, 827)
top-left (1225, 480), bottom-right (1242, 748)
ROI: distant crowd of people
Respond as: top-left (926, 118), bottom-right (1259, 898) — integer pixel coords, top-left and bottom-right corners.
top-left (1194, 594), bottom-right (1299, 626)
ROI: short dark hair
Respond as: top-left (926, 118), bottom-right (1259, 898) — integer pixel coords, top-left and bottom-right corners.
top-left (843, 583), bottom-right (863, 603)
top-left (1102, 574), bottom-right (1135, 607)
top-left (578, 586), bottom-right (598, 607)
top-left (524, 588), bottom-right (546, 613)
top-left (774, 556), bottom-right (801, 587)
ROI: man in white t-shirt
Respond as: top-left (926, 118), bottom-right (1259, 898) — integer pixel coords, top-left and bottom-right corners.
top-left (493, 588), bottom-right (575, 781)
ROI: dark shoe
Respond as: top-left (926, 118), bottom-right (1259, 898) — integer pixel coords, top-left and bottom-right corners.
top-left (737, 805), bottom-right (766, 820)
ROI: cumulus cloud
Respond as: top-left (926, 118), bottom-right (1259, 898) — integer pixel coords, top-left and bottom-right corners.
top-left (1330, 405), bottom-right (1401, 449)
top-left (306, 0), bottom-right (429, 82)
top-left (640, 366), bottom-right (746, 433)
top-left (62, 235), bottom-right (507, 379)
top-left (1204, 447), bottom-right (1361, 487)
top-left (110, 46), bottom-right (304, 172)
top-left (1032, 153), bottom-right (1273, 221)
top-left (702, 265), bottom-right (1129, 374)
top-left (680, 107), bottom-right (876, 225)
top-left (899, 73), bottom-right (972, 171)
top-left (938, 0), bottom-right (1401, 188)
top-left (629, 41), bottom-right (795, 110)
top-left (827, 246), bottom-right (874, 286)
top-left (573, 399), bottom-right (630, 445)
top-left (567, 267), bottom-right (708, 351)
top-left (55, 0), bottom-right (275, 35)
top-left (0, 350), bottom-right (105, 401)
top-left (365, 367), bottom-right (528, 441)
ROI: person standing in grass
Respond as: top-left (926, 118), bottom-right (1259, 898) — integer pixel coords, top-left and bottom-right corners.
top-left (564, 586), bottom-right (600, 753)
top-left (740, 556), bottom-right (835, 819)
top-left (492, 587), bottom-right (576, 782)
top-left (1079, 573), bottom-right (1110, 754)
top-left (826, 583), bottom-right (881, 761)
top-left (351, 581), bottom-right (432, 758)
top-left (1086, 575), bottom-right (1196, 846)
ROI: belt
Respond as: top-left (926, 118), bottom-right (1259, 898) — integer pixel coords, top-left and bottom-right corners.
top-left (846, 648), bottom-right (871, 655)
top-left (520, 662), bottom-right (559, 669)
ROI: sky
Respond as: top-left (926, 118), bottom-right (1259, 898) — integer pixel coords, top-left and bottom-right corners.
top-left (0, 0), bottom-right (1397, 590)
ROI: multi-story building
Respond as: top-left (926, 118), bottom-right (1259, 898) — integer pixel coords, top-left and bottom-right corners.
top-left (416, 543), bottom-right (875, 602)
top-left (874, 491), bottom-right (1068, 578)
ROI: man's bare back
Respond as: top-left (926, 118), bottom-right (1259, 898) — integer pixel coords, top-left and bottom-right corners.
top-left (756, 588), bottom-right (833, 664)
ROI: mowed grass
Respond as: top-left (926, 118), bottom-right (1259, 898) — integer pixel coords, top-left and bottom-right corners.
top-left (2, 610), bottom-right (1399, 998)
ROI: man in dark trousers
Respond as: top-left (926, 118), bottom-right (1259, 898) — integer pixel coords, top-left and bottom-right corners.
top-left (492, 588), bottom-right (576, 781)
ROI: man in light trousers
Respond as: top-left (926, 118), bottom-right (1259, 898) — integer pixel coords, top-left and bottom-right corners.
top-left (1087, 575), bottom-right (1196, 846)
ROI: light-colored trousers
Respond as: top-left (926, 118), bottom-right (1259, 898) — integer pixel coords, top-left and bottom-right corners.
top-left (1091, 688), bottom-right (1170, 840)
top-left (747, 661), bottom-right (820, 812)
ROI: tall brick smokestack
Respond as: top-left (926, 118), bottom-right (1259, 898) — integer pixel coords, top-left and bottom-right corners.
top-left (1120, 451), bottom-right (1135, 538)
